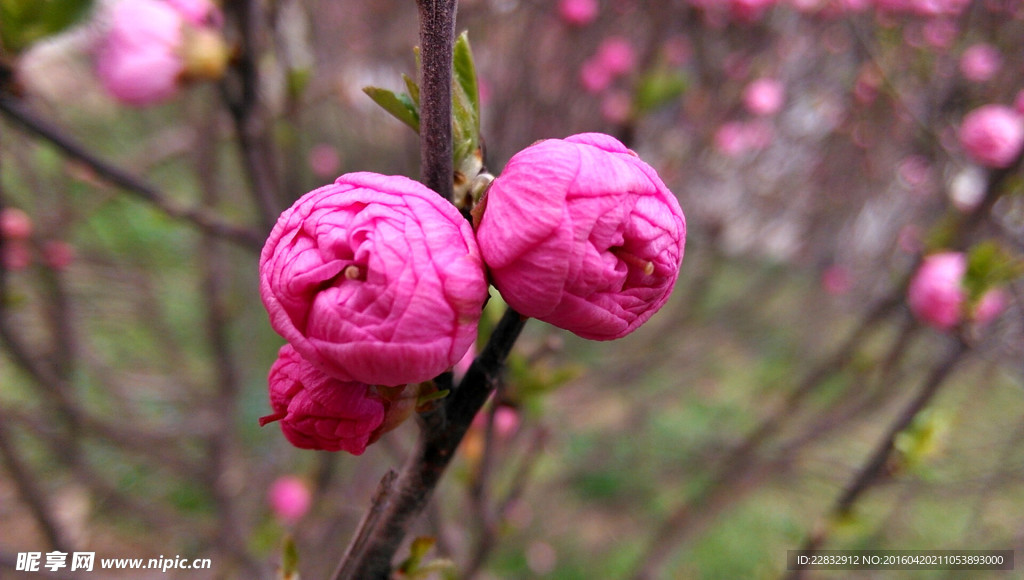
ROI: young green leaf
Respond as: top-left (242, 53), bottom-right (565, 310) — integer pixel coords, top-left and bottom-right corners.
top-left (362, 86), bottom-right (420, 133)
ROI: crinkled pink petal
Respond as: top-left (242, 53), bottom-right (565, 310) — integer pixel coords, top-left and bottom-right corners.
top-left (260, 172), bottom-right (487, 386)
top-left (264, 344), bottom-right (385, 454)
top-left (476, 133), bottom-right (686, 340)
top-left (95, 0), bottom-right (185, 106)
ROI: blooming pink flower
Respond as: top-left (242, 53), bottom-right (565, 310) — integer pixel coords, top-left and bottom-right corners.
top-left (959, 43), bottom-right (1002, 83)
top-left (268, 475), bottom-right (312, 524)
top-left (908, 252), bottom-right (966, 330)
top-left (475, 133), bottom-right (686, 340)
top-left (0, 208), bottom-right (32, 240)
top-left (260, 344), bottom-right (385, 454)
top-left (260, 172), bottom-right (487, 386)
top-left (959, 105), bottom-right (1024, 169)
top-left (742, 78), bottom-right (785, 116)
top-left (558, 0), bottom-right (599, 26)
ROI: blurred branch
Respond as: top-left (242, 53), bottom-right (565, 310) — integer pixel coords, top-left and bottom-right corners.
top-left (221, 0), bottom-right (284, 231)
top-left (0, 93), bottom-right (263, 251)
top-left (785, 338), bottom-right (969, 580)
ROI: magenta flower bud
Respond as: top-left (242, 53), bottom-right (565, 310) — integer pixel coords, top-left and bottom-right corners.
top-left (959, 43), bottom-right (1002, 83)
top-left (0, 207), bottom-right (32, 240)
top-left (742, 78), bottom-right (785, 117)
top-left (959, 105), bottom-right (1024, 169)
top-left (96, 0), bottom-right (185, 106)
top-left (260, 172), bottom-right (488, 386)
top-left (268, 475), bottom-right (312, 524)
top-left (595, 37), bottom-right (637, 78)
top-left (558, 0), bottom-right (599, 26)
top-left (260, 345), bottom-right (386, 454)
top-left (476, 133), bottom-right (685, 340)
top-left (95, 0), bottom-right (226, 106)
top-left (907, 252), bottom-right (966, 330)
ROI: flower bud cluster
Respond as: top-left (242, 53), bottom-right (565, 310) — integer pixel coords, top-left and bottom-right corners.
top-left (259, 134), bottom-right (685, 452)
top-left (907, 252), bottom-right (1006, 331)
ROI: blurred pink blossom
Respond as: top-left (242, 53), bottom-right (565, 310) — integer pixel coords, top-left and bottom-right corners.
top-left (601, 91), bottom-right (633, 124)
top-left (907, 252), bottom-right (966, 330)
top-left (268, 475), bottom-right (311, 524)
top-left (476, 133), bottom-right (686, 340)
top-left (822, 265), bottom-right (852, 296)
top-left (163, 0), bottom-right (221, 25)
top-left (558, 0), bottom-right (599, 26)
top-left (959, 43), bottom-right (1002, 83)
top-left (259, 344), bottom-right (386, 454)
top-left (595, 37), bottom-right (637, 77)
top-left (743, 78), bottom-right (785, 116)
top-left (974, 288), bottom-right (1007, 325)
top-left (579, 58), bottom-right (613, 94)
top-left (259, 172), bottom-right (487, 386)
top-left (959, 105), bottom-right (1024, 168)
top-left (2, 241), bottom-right (31, 271)
top-left (730, 0), bottom-right (777, 21)
top-left (42, 241), bottom-right (76, 271)
top-left (921, 18), bottom-right (958, 49)
top-left (1, 207), bottom-right (32, 240)
top-left (661, 35), bottom-right (693, 66)
top-left (96, 0), bottom-right (185, 106)
top-left (307, 143), bottom-right (341, 179)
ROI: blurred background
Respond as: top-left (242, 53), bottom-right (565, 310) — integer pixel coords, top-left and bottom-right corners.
top-left (2, 0), bottom-right (1023, 578)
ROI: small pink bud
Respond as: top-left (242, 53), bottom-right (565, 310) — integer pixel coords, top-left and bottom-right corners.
top-left (907, 252), bottom-right (966, 331)
top-left (600, 91), bottom-right (633, 125)
top-left (307, 143), bottom-right (342, 179)
top-left (0, 208), bottom-right (32, 240)
top-left (742, 78), bottom-right (785, 117)
top-left (2, 241), bottom-right (31, 271)
top-left (959, 43), bottom-right (1002, 83)
top-left (260, 172), bottom-right (488, 386)
top-left (973, 288), bottom-right (1007, 326)
top-left (959, 105), bottom-right (1024, 169)
top-left (822, 265), bottom-right (852, 296)
top-left (95, 0), bottom-right (225, 106)
top-left (595, 37), bottom-right (637, 77)
top-left (268, 476), bottom-right (311, 524)
top-left (475, 133), bottom-right (685, 340)
top-left (42, 241), bottom-right (76, 270)
top-left (579, 58), bottom-right (614, 94)
top-left (558, 0), bottom-right (599, 26)
top-left (260, 345), bottom-right (385, 454)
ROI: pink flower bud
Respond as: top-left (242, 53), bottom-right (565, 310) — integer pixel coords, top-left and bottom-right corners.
top-left (822, 265), bottom-right (852, 296)
top-left (260, 172), bottom-right (487, 386)
top-left (973, 288), bottom-right (1007, 326)
top-left (959, 43), bottom-right (1002, 83)
top-left (260, 344), bottom-right (385, 454)
top-left (558, 0), bottom-right (599, 26)
top-left (907, 252), bottom-right (966, 330)
top-left (475, 133), bottom-right (686, 340)
top-left (595, 37), bottom-right (637, 77)
top-left (268, 475), bottom-right (312, 524)
top-left (959, 105), bottom-right (1024, 169)
top-left (742, 78), bottom-right (785, 117)
top-left (95, 0), bottom-right (225, 106)
top-left (0, 208), bottom-right (32, 240)
top-left (308, 143), bottom-right (342, 179)
top-left (42, 241), bottom-right (76, 271)
top-left (95, 0), bottom-right (187, 106)
top-left (579, 58), bottom-right (614, 94)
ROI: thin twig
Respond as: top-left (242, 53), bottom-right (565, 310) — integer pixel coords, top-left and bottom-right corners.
top-left (0, 93), bottom-right (263, 250)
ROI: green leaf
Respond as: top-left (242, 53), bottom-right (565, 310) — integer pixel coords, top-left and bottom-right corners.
top-left (362, 86), bottom-right (420, 133)
top-left (0, 0), bottom-right (94, 54)
top-left (634, 69), bottom-right (688, 113)
top-left (964, 241), bottom-right (1023, 301)
top-left (403, 73), bottom-right (421, 108)
top-left (278, 535), bottom-right (300, 580)
top-left (453, 31), bottom-right (480, 132)
top-left (398, 536), bottom-right (436, 574)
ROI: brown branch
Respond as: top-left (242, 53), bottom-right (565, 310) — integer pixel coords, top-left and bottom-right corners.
top-left (416, 0), bottom-right (458, 201)
top-left (332, 306), bottom-right (528, 580)
top-left (0, 93), bottom-right (263, 251)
